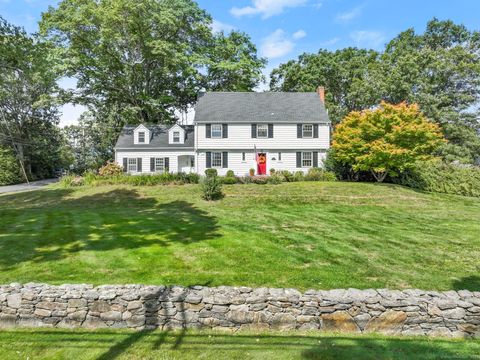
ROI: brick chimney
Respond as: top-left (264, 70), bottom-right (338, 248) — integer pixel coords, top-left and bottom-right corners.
top-left (317, 86), bottom-right (325, 104)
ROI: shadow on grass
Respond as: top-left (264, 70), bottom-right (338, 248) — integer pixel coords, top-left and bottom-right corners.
top-left (1, 329), bottom-right (478, 360)
top-left (0, 188), bottom-right (220, 267)
top-left (452, 276), bottom-right (480, 292)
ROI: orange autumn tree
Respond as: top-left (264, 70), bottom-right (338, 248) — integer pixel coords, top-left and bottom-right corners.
top-left (332, 102), bottom-right (445, 182)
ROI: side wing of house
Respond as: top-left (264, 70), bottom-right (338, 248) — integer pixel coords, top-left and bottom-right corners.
top-left (114, 124), bottom-right (196, 174)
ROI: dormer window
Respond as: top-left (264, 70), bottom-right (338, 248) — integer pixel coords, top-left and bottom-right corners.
top-left (138, 131), bottom-right (145, 143)
top-left (173, 131), bottom-right (180, 143)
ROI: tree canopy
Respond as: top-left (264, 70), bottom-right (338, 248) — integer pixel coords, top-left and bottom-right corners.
top-left (40, 0), bottom-right (265, 124)
top-left (332, 102), bottom-right (445, 182)
top-left (270, 18), bottom-right (480, 164)
top-left (0, 16), bottom-right (66, 181)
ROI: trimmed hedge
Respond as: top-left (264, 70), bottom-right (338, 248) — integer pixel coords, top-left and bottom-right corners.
top-left (60, 172), bottom-right (200, 187)
top-left (0, 147), bottom-right (22, 186)
top-left (393, 160), bottom-right (480, 197)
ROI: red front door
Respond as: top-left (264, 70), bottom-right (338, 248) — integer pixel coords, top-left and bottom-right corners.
top-left (257, 153), bottom-right (267, 175)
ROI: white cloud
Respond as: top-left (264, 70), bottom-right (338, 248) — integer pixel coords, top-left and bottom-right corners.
top-left (292, 30), bottom-right (306, 40)
top-left (350, 30), bottom-right (386, 49)
top-left (312, 1), bottom-right (323, 9)
top-left (211, 19), bottom-right (235, 34)
top-left (260, 29), bottom-right (296, 59)
top-left (231, 0), bottom-right (307, 19)
top-left (320, 37), bottom-right (340, 47)
top-left (335, 6), bottom-right (362, 23)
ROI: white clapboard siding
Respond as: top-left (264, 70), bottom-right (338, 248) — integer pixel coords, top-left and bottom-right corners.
top-left (115, 150), bottom-right (195, 173)
top-left (197, 150), bottom-right (327, 176)
top-left (196, 123), bottom-right (330, 150)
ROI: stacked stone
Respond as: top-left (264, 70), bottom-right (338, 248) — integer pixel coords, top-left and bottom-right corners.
top-left (0, 283), bottom-right (479, 337)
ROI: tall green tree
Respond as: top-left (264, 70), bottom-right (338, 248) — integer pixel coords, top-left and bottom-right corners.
top-left (0, 16), bottom-right (63, 182)
top-left (379, 19), bottom-right (480, 163)
top-left (41, 0), bottom-right (265, 166)
top-left (270, 48), bottom-right (381, 125)
top-left (270, 19), bottom-right (480, 164)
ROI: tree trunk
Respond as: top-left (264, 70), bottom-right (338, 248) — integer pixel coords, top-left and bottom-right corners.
top-left (371, 170), bottom-right (387, 182)
top-left (15, 143), bottom-right (29, 183)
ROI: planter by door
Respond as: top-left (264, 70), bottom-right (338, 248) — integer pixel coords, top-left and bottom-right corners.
top-left (257, 153), bottom-right (267, 175)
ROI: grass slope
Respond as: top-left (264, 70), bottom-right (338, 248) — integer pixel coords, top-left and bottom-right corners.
top-left (0, 329), bottom-right (479, 360)
top-left (0, 182), bottom-right (479, 290)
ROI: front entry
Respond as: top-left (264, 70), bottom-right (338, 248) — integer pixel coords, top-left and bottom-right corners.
top-left (257, 152), bottom-right (267, 175)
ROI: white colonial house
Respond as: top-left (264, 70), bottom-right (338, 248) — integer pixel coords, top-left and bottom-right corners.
top-left (114, 88), bottom-right (331, 176)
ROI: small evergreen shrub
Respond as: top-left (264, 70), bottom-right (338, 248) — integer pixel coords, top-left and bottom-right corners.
top-left (269, 168), bottom-right (276, 175)
top-left (305, 168), bottom-right (337, 182)
top-left (221, 176), bottom-right (237, 184)
top-left (293, 171), bottom-right (305, 182)
top-left (226, 170), bottom-right (235, 177)
top-left (201, 175), bottom-right (224, 200)
top-left (267, 174), bottom-right (283, 184)
top-left (252, 176), bottom-right (268, 184)
top-left (205, 168), bottom-right (218, 178)
top-left (98, 161), bottom-right (123, 176)
top-left (249, 168), bottom-right (255, 177)
top-left (277, 170), bottom-right (293, 182)
top-left (393, 160), bottom-right (480, 197)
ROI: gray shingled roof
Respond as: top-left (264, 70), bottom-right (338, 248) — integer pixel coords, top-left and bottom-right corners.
top-left (114, 124), bottom-right (194, 149)
top-left (194, 92), bottom-right (330, 124)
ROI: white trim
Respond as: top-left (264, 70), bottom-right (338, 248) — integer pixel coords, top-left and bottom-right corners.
top-left (211, 124), bottom-right (223, 138)
top-left (211, 151), bottom-right (223, 168)
top-left (302, 124), bottom-right (313, 138)
top-left (301, 151), bottom-right (313, 167)
top-left (256, 124), bottom-right (268, 138)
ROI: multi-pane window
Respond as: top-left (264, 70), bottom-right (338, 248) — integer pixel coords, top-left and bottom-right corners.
top-left (138, 131), bottom-right (145, 143)
top-left (302, 124), bottom-right (313, 138)
top-left (211, 124), bottom-right (222, 138)
top-left (173, 131), bottom-right (180, 143)
top-left (257, 124), bottom-right (268, 138)
top-left (212, 152), bottom-right (222, 167)
top-left (302, 152), bottom-right (312, 167)
top-left (155, 158), bottom-right (165, 172)
top-left (128, 158), bottom-right (137, 172)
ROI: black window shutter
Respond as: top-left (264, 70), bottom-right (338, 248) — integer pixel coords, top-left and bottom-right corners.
top-left (164, 157), bottom-right (169, 172)
top-left (206, 124), bottom-right (211, 138)
top-left (206, 152), bottom-right (211, 168)
top-left (123, 158), bottom-right (127, 172)
top-left (313, 124), bottom-right (319, 138)
top-left (222, 124), bottom-right (228, 138)
top-left (150, 158), bottom-right (155, 172)
top-left (137, 158), bottom-right (142, 172)
top-left (313, 152), bottom-right (318, 167)
top-left (268, 124), bottom-right (274, 138)
top-left (296, 152), bottom-right (301, 168)
top-left (297, 124), bottom-right (302, 138)
top-left (222, 152), bottom-right (228, 168)
top-left (251, 124), bottom-right (257, 138)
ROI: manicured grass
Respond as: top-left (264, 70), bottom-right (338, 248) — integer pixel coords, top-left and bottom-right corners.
top-left (0, 328), bottom-right (478, 360)
top-left (0, 182), bottom-right (479, 290)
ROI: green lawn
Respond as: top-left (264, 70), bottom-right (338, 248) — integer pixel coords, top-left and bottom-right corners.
top-left (0, 328), bottom-right (478, 360)
top-left (0, 182), bottom-right (479, 290)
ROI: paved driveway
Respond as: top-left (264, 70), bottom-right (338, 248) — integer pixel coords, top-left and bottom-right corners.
top-left (0, 178), bottom-right (58, 194)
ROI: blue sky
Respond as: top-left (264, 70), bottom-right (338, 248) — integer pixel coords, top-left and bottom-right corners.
top-left (1, 0), bottom-right (479, 125)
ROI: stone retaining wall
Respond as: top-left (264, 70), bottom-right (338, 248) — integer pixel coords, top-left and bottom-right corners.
top-left (1, 284), bottom-right (479, 337)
